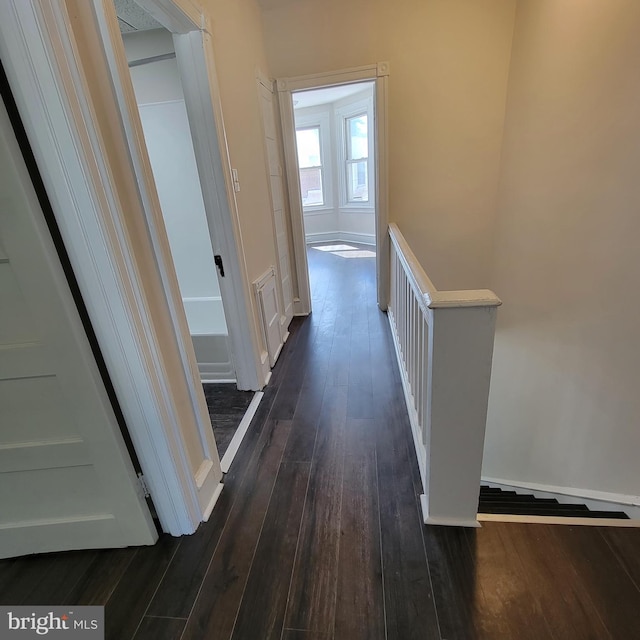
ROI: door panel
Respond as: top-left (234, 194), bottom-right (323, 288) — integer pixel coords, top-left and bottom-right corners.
top-left (0, 100), bottom-right (157, 559)
top-left (259, 80), bottom-right (294, 334)
top-left (256, 272), bottom-right (283, 368)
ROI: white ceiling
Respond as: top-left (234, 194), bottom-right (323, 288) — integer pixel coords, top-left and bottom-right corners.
top-left (293, 82), bottom-right (374, 110)
top-left (114, 0), bottom-right (163, 33)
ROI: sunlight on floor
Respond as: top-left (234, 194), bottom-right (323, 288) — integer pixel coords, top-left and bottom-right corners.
top-left (311, 244), bottom-right (358, 252)
top-left (331, 250), bottom-right (376, 258)
top-left (310, 244), bottom-right (376, 259)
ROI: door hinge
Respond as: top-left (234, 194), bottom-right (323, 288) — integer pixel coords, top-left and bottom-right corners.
top-left (214, 254), bottom-right (225, 277)
top-left (137, 472), bottom-right (151, 499)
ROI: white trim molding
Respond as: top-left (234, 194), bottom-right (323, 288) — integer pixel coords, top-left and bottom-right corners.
top-left (91, 0), bottom-right (224, 523)
top-left (173, 29), bottom-right (265, 391)
top-left (220, 391), bottom-right (263, 473)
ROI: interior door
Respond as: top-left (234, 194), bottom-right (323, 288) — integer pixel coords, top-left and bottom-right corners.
top-left (0, 99), bottom-right (157, 559)
top-left (258, 77), bottom-right (295, 336)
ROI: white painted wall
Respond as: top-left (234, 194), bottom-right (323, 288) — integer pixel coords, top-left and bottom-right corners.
top-left (484, 0), bottom-right (640, 502)
top-left (294, 86), bottom-right (376, 246)
top-left (122, 29), bottom-right (227, 337)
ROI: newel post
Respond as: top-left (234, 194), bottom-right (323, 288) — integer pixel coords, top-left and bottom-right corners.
top-left (421, 303), bottom-right (499, 527)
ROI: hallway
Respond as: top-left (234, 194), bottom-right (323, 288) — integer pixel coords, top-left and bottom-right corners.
top-left (1, 245), bottom-right (640, 639)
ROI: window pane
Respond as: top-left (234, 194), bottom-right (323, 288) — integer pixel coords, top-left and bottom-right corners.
top-left (347, 161), bottom-right (368, 202)
top-left (299, 167), bottom-right (324, 206)
top-left (347, 114), bottom-right (368, 160)
top-left (296, 127), bottom-right (321, 168)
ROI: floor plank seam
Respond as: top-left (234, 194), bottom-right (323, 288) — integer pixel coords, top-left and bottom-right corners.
top-left (548, 529), bottom-right (619, 639)
top-left (280, 388), bottom-right (324, 636)
top-left (130, 542), bottom-right (180, 640)
top-left (373, 446), bottom-right (389, 640)
top-left (497, 524), bottom-right (557, 639)
top-left (329, 421), bottom-right (348, 640)
top-left (404, 430), bottom-right (443, 640)
top-left (279, 453), bottom-right (315, 640)
top-left (102, 548), bottom-right (140, 611)
top-left (598, 528), bottom-right (640, 596)
top-left (227, 415), bottom-right (296, 640)
top-left (59, 554), bottom-right (102, 606)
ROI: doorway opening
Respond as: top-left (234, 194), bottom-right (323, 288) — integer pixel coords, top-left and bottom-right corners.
top-left (292, 82), bottom-right (377, 301)
top-left (115, 7), bottom-right (260, 470)
top-left (277, 65), bottom-right (389, 316)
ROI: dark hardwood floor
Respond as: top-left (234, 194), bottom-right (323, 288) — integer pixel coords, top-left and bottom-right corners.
top-left (203, 383), bottom-right (254, 458)
top-left (2, 243), bottom-right (639, 639)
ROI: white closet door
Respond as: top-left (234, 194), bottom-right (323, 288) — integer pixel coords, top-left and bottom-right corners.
top-left (0, 101), bottom-right (157, 559)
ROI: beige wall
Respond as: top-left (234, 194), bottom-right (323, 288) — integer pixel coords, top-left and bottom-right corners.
top-left (202, 0), bottom-right (279, 286)
top-left (261, 0), bottom-right (516, 289)
top-left (484, 0), bottom-right (640, 498)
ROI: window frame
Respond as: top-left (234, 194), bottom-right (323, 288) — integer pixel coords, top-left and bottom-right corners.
top-left (336, 96), bottom-right (375, 211)
top-left (344, 112), bottom-right (369, 204)
top-left (294, 110), bottom-right (332, 213)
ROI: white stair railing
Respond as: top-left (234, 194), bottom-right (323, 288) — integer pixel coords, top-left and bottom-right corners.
top-left (388, 223), bottom-right (501, 527)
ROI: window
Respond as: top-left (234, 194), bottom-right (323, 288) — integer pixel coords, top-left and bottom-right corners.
top-left (345, 113), bottom-right (368, 203)
top-left (296, 126), bottom-right (324, 207)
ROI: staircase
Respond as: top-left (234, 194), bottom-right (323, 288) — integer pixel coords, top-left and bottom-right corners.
top-left (478, 486), bottom-right (629, 519)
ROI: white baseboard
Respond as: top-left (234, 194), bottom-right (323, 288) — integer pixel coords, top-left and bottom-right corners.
top-left (481, 476), bottom-right (640, 520)
top-left (293, 298), bottom-right (307, 316)
top-left (260, 350), bottom-right (271, 387)
top-left (202, 482), bottom-right (223, 522)
top-left (220, 391), bottom-right (264, 473)
top-left (420, 495), bottom-right (480, 528)
top-left (198, 371), bottom-right (235, 382)
top-left (305, 231), bottom-right (376, 246)
top-left (192, 334), bottom-right (234, 382)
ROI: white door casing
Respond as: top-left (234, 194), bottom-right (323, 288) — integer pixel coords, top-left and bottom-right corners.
top-left (257, 72), bottom-right (294, 338)
top-left (277, 64), bottom-right (390, 313)
top-left (171, 28), bottom-right (266, 389)
top-left (0, 99), bottom-right (157, 559)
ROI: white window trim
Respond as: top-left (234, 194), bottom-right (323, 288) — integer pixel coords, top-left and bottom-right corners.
top-left (294, 109), bottom-right (333, 214)
top-left (336, 96), bottom-right (375, 211)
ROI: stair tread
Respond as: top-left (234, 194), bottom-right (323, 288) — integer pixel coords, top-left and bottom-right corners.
top-left (479, 495), bottom-right (559, 504)
top-left (479, 498), bottom-right (560, 506)
top-left (480, 503), bottom-right (588, 513)
top-left (506, 501), bottom-right (587, 511)
top-left (585, 511), bottom-right (630, 519)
